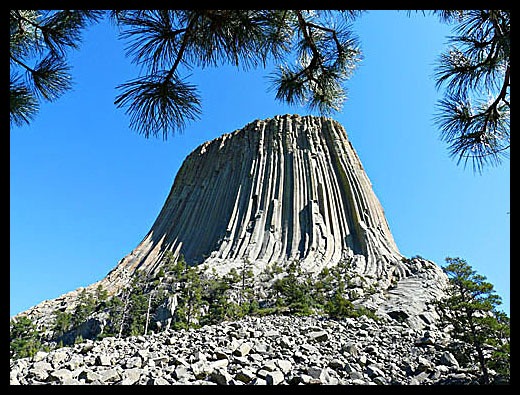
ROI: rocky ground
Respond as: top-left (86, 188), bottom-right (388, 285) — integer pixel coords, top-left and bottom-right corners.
top-left (10, 313), bottom-right (482, 385)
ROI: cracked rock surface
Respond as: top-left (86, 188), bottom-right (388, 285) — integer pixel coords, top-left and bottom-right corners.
top-left (111, 114), bottom-right (403, 282)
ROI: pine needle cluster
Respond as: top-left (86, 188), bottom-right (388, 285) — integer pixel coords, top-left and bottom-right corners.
top-left (10, 10), bottom-right (103, 127)
top-left (112, 10), bottom-right (363, 139)
top-left (11, 10), bottom-right (510, 172)
top-left (432, 10), bottom-right (510, 172)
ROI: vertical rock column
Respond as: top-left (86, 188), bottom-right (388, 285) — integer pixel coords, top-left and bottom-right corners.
top-left (107, 114), bottom-right (402, 282)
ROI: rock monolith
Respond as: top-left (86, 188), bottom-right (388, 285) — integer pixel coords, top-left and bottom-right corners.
top-left (109, 114), bottom-right (403, 281)
top-left (14, 114), bottom-right (447, 329)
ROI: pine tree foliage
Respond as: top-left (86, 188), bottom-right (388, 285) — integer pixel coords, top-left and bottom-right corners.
top-left (201, 268), bottom-right (233, 325)
top-left (10, 10), bottom-right (510, 172)
top-left (271, 260), bottom-right (314, 316)
top-left (107, 270), bottom-right (166, 337)
top-left (52, 309), bottom-right (74, 338)
top-left (269, 10), bottom-right (362, 114)
top-left (113, 10), bottom-right (363, 139)
top-left (72, 288), bottom-right (97, 326)
top-left (10, 10), bottom-right (103, 127)
top-left (10, 10), bottom-right (363, 137)
top-left (432, 10), bottom-right (510, 173)
top-left (10, 316), bottom-right (48, 360)
top-left (434, 257), bottom-right (510, 384)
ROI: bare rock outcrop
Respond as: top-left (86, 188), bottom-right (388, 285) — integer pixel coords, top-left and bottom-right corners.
top-left (14, 115), bottom-right (448, 331)
top-left (109, 114), bottom-right (403, 282)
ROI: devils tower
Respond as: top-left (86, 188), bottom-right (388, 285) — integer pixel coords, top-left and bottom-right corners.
top-left (15, 114), bottom-right (447, 330)
top-left (109, 114), bottom-right (402, 280)
top-left (13, 116), bottom-right (509, 386)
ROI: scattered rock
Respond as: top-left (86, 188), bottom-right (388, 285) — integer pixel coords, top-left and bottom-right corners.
top-left (439, 351), bottom-right (459, 369)
top-left (98, 368), bottom-right (121, 383)
top-left (148, 377), bottom-right (170, 385)
top-left (125, 356), bottom-right (142, 369)
top-left (9, 314), bottom-right (484, 386)
top-left (119, 368), bottom-right (142, 385)
top-left (235, 368), bottom-right (255, 383)
top-left (95, 355), bottom-right (112, 367)
top-left (48, 368), bottom-right (73, 383)
top-left (232, 342), bottom-right (252, 357)
top-left (265, 370), bottom-right (285, 385)
top-left (307, 330), bottom-right (329, 342)
top-left (210, 368), bottom-right (233, 385)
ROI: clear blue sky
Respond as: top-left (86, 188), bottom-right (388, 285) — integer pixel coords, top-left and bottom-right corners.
top-left (10, 10), bottom-right (510, 317)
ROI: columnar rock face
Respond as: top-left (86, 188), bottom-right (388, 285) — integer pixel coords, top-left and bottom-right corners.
top-left (15, 114), bottom-right (447, 330)
top-left (110, 114), bottom-right (402, 281)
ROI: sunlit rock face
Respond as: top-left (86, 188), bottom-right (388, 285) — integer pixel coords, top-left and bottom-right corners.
top-left (111, 114), bottom-right (403, 280)
top-left (15, 115), bottom-right (449, 332)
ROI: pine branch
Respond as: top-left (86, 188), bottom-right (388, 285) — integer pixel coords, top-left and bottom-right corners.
top-left (270, 10), bottom-right (360, 115)
top-left (118, 10), bottom-right (189, 72)
top-left (163, 13), bottom-right (200, 84)
top-left (114, 73), bottom-right (201, 140)
top-left (29, 55), bottom-right (72, 101)
top-left (10, 10), bottom-right (103, 129)
top-left (10, 76), bottom-right (39, 127)
top-left (434, 9), bottom-right (509, 172)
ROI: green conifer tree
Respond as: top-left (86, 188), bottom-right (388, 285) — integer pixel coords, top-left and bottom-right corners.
top-left (435, 257), bottom-right (510, 384)
top-left (52, 310), bottom-right (73, 338)
top-left (201, 270), bottom-right (231, 324)
top-left (72, 288), bottom-right (97, 327)
top-left (432, 10), bottom-right (510, 172)
top-left (10, 10), bottom-right (103, 126)
top-left (272, 260), bottom-right (313, 316)
top-left (10, 316), bottom-right (48, 360)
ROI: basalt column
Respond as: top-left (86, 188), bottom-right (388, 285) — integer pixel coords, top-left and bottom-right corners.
top-left (110, 114), bottom-right (402, 281)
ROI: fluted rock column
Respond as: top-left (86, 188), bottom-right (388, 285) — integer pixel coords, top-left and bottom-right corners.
top-left (109, 114), bottom-right (402, 281)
